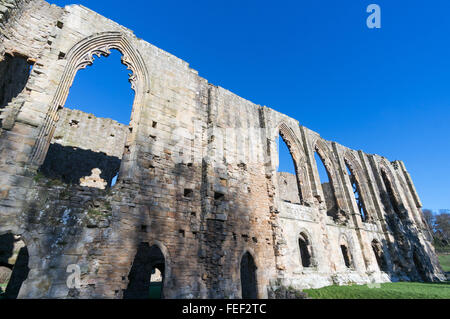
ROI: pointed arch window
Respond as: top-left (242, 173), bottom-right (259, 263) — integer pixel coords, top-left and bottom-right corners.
top-left (38, 49), bottom-right (134, 189)
top-left (380, 169), bottom-right (403, 218)
top-left (314, 149), bottom-right (339, 218)
top-left (276, 131), bottom-right (303, 204)
top-left (345, 163), bottom-right (369, 222)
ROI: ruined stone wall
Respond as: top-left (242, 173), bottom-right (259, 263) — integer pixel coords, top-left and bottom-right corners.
top-left (321, 182), bottom-right (337, 217)
top-left (0, 0), bottom-right (445, 299)
top-left (39, 107), bottom-right (128, 186)
top-left (0, 0), bottom-right (63, 130)
top-left (51, 107), bottom-right (128, 159)
top-left (0, 1), bottom-right (30, 32)
top-left (277, 172), bottom-right (301, 204)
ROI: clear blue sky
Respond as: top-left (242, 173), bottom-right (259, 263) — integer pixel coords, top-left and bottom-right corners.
top-left (50, 0), bottom-right (450, 210)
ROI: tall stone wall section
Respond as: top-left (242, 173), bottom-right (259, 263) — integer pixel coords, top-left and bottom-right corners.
top-left (0, 0), bottom-right (445, 299)
top-left (39, 107), bottom-right (128, 186)
top-left (51, 107), bottom-right (128, 159)
top-left (277, 172), bottom-right (301, 204)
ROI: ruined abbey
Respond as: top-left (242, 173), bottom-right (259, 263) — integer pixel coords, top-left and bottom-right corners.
top-left (0, 0), bottom-right (445, 299)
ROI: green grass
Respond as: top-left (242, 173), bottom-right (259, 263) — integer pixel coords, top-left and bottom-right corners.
top-left (303, 282), bottom-right (450, 299)
top-left (149, 283), bottom-right (162, 299)
top-left (438, 254), bottom-right (450, 272)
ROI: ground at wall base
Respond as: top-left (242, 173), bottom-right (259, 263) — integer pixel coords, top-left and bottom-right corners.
top-left (303, 281), bottom-right (450, 299)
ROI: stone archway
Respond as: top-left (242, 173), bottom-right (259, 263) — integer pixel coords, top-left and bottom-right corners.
top-left (123, 243), bottom-right (166, 299)
top-left (29, 32), bottom-right (149, 182)
top-left (298, 232), bottom-right (312, 268)
top-left (313, 139), bottom-right (343, 220)
top-left (343, 153), bottom-right (372, 222)
top-left (240, 251), bottom-right (257, 299)
top-left (276, 122), bottom-right (312, 205)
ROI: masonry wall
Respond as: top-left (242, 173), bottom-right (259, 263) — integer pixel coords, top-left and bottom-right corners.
top-left (277, 172), bottom-right (301, 205)
top-left (0, 0), bottom-right (445, 299)
top-left (39, 107), bottom-right (128, 186)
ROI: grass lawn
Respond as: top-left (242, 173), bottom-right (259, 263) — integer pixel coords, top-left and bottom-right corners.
top-left (303, 281), bottom-right (450, 299)
top-left (149, 283), bottom-right (162, 299)
top-left (438, 254), bottom-right (450, 272)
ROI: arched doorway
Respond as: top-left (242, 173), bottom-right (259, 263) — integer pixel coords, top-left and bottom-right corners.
top-left (123, 243), bottom-right (165, 299)
top-left (0, 233), bottom-right (29, 299)
top-left (298, 233), bottom-right (312, 268)
top-left (240, 251), bottom-right (257, 299)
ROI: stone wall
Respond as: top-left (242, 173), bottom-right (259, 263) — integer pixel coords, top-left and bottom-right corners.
top-left (277, 172), bottom-right (301, 204)
top-left (39, 107), bottom-right (128, 186)
top-left (51, 107), bottom-right (128, 159)
top-left (321, 182), bottom-right (338, 218)
top-left (0, 0), bottom-right (445, 299)
top-left (0, 0), bottom-right (30, 27)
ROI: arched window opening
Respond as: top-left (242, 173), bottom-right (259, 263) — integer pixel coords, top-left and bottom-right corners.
top-left (371, 240), bottom-right (387, 272)
top-left (276, 133), bottom-right (302, 204)
top-left (0, 233), bottom-right (29, 299)
top-left (0, 54), bottom-right (33, 111)
top-left (240, 252), bottom-right (257, 299)
top-left (298, 233), bottom-right (312, 268)
top-left (38, 49), bottom-right (134, 190)
top-left (340, 244), bottom-right (353, 269)
top-left (380, 170), bottom-right (402, 218)
top-left (345, 163), bottom-right (369, 222)
top-left (314, 151), bottom-right (338, 218)
top-left (124, 243), bottom-right (166, 299)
